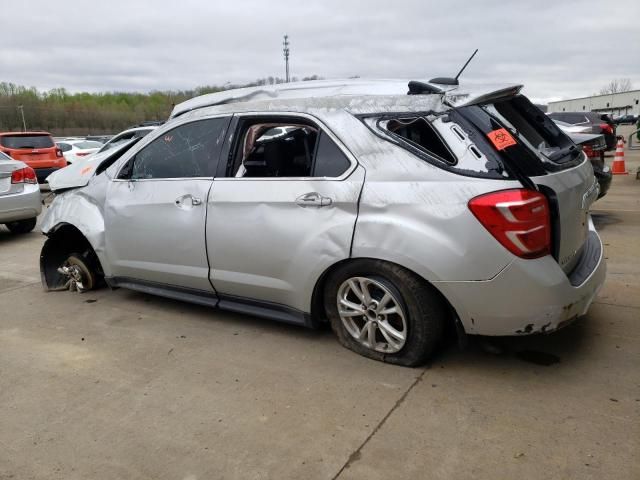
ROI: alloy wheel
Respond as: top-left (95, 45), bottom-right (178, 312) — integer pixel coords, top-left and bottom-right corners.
top-left (336, 276), bottom-right (407, 353)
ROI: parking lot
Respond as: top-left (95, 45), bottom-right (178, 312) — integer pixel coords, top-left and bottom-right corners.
top-left (1, 127), bottom-right (639, 479)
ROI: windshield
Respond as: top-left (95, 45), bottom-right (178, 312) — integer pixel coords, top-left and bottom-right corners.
top-left (1, 134), bottom-right (55, 149)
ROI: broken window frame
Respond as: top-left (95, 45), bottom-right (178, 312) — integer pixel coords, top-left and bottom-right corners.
top-left (358, 111), bottom-right (513, 180)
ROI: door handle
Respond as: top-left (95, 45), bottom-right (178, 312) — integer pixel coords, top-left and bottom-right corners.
top-left (175, 194), bottom-right (203, 208)
top-left (296, 192), bottom-right (332, 208)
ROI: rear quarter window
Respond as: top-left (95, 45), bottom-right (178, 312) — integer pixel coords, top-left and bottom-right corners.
top-left (1, 135), bottom-right (54, 149)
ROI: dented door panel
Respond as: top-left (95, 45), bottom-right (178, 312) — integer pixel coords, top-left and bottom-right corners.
top-left (206, 165), bottom-right (365, 312)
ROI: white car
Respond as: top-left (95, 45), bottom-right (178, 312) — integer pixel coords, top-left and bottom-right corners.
top-left (57, 140), bottom-right (104, 164)
top-left (94, 126), bottom-right (157, 155)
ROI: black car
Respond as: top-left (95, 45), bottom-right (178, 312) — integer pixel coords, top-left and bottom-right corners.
top-left (566, 132), bottom-right (611, 199)
top-left (614, 114), bottom-right (638, 125)
top-left (548, 111), bottom-right (617, 151)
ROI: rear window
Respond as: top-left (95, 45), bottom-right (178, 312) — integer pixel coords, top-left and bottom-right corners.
top-left (1, 134), bottom-right (55, 149)
top-left (75, 141), bottom-right (103, 149)
top-left (484, 96), bottom-right (580, 165)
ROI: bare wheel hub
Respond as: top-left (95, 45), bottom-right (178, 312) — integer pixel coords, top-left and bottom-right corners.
top-left (56, 255), bottom-right (93, 292)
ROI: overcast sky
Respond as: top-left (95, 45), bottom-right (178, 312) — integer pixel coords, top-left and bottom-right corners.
top-left (2, 0), bottom-right (639, 103)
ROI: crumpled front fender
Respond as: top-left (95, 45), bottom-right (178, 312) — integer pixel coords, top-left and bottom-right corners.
top-left (41, 189), bottom-right (111, 277)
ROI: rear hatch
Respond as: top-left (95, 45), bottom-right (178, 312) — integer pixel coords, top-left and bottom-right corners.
top-left (368, 89), bottom-right (597, 275)
top-left (0, 133), bottom-right (62, 169)
top-left (452, 94), bottom-right (597, 273)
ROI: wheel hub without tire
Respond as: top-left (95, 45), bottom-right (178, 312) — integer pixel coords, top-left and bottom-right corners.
top-left (56, 255), bottom-right (94, 292)
top-left (336, 277), bottom-right (407, 353)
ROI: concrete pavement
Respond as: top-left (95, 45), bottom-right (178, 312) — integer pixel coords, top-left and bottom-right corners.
top-left (1, 130), bottom-right (638, 479)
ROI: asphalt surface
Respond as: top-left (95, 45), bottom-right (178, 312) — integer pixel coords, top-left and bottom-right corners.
top-left (1, 126), bottom-right (639, 479)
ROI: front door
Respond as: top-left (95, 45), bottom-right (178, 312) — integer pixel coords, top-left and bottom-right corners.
top-left (105, 117), bottom-right (230, 291)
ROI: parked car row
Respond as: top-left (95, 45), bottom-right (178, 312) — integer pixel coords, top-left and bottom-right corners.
top-left (547, 111), bottom-right (617, 150)
top-left (612, 114), bottom-right (638, 125)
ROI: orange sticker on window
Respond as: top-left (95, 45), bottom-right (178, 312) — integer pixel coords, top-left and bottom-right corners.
top-left (487, 128), bottom-right (516, 151)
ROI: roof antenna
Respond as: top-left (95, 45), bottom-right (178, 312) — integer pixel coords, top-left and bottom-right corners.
top-left (430, 49), bottom-right (479, 86)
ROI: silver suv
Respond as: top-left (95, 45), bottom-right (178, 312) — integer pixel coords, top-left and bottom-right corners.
top-left (41, 79), bottom-right (606, 366)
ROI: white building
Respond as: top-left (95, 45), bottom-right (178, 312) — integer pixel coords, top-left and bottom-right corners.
top-left (548, 90), bottom-right (640, 116)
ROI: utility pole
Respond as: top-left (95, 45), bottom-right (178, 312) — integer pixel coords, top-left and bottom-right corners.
top-left (283, 34), bottom-right (290, 83)
top-left (17, 105), bottom-right (26, 131)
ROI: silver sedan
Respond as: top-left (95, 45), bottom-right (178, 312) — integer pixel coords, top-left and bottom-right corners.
top-left (0, 153), bottom-right (42, 234)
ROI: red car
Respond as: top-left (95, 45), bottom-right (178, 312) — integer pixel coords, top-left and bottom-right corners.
top-left (0, 131), bottom-right (67, 183)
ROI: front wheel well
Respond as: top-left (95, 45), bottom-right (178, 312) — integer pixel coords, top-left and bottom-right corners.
top-left (40, 223), bottom-right (104, 290)
top-left (311, 257), bottom-right (459, 333)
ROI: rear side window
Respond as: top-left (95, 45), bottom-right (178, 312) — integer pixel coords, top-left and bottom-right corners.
top-left (57, 142), bottom-right (72, 152)
top-left (364, 112), bottom-right (511, 179)
top-left (382, 117), bottom-right (456, 164)
top-left (1, 135), bottom-right (54, 149)
top-left (119, 118), bottom-right (229, 180)
top-left (366, 95), bottom-right (580, 180)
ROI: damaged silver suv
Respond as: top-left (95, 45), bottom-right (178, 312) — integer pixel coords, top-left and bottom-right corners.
top-left (41, 79), bottom-right (606, 366)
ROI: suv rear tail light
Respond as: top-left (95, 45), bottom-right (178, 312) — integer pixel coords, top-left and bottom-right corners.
top-left (11, 166), bottom-right (38, 184)
top-left (468, 189), bottom-right (551, 259)
top-left (56, 147), bottom-right (63, 158)
top-left (582, 144), bottom-right (596, 158)
top-left (600, 123), bottom-right (613, 135)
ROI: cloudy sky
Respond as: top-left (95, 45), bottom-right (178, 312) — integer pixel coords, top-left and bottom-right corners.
top-left (2, 0), bottom-right (639, 102)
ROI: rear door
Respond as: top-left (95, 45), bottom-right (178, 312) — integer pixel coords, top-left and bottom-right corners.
top-left (105, 117), bottom-right (230, 291)
top-left (206, 114), bottom-right (364, 313)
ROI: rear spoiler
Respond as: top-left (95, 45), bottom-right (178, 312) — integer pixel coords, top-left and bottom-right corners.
top-left (445, 85), bottom-right (524, 108)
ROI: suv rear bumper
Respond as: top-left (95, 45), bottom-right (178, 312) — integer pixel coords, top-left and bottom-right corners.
top-left (0, 184), bottom-right (42, 223)
top-left (436, 218), bottom-right (606, 336)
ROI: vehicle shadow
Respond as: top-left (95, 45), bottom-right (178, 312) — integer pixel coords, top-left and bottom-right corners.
top-left (438, 316), bottom-right (593, 370)
top-left (115, 286), bottom-right (595, 371)
top-left (591, 212), bottom-right (622, 231)
top-left (115, 288), bottom-right (330, 342)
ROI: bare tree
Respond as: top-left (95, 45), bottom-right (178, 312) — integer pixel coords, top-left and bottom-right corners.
top-left (599, 78), bottom-right (633, 95)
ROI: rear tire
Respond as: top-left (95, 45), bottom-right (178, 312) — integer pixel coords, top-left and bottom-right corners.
top-left (5, 217), bottom-right (37, 234)
top-left (324, 259), bottom-right (446, 367)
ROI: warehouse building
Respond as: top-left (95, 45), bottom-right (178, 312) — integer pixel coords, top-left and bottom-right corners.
top-left (548, 90), bottom-right (640, 116)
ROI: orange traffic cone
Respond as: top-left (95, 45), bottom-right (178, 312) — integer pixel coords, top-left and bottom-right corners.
top-left (611, 137), bottom-right (628, 175)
